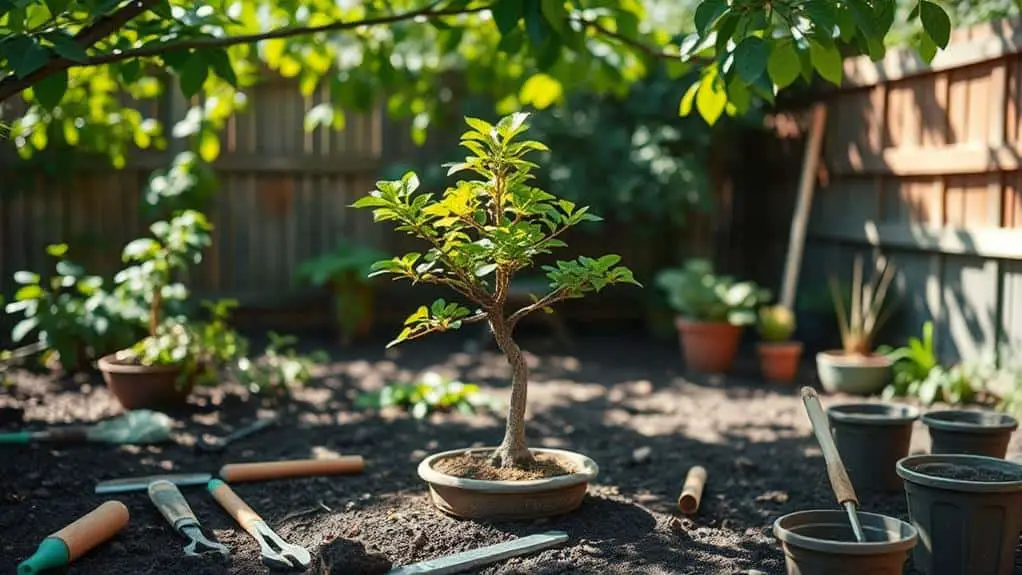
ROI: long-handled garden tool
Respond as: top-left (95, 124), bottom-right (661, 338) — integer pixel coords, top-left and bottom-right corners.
top-left (387, 531), bottom-right (569, 575)
top-left (0, 410), bottom-right (173, 445)
top-left (208, 479), bottom-right (311, 570)
top-left (196, 413), bottom-right (278, 453)
top-left (148, 480), bottom-right (230, 559)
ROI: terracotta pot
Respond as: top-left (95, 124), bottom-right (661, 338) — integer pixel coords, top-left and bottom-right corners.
top-left (757, 341), bottom-right (803, 383)
top-left (98, 354), bottom-right (194, 410)
top-left (417, 447), bottom-right (598, 520)
top-left (815, 350), bottom-right (892, 395)
top-left (674, 317), bottom-right (742, 374)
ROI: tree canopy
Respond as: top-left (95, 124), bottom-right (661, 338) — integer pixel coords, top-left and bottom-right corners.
top-left (0, 0), bottom-right (955, 166)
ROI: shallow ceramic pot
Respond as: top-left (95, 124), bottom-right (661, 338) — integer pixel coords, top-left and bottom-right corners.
top-left (815, 351), bottom-right (892, 395)
top-left (773, 509), bottom-right (917, 575)
top-left (417, 447), bottom-right (598, 520)
top-left (98, 354), bottom-right (194, 410)
top-left (921, 409), bottom-right (1019, 459)
top-left (757, 341), bottom-right (803, 383)
top-left (828, 403), bottom-right (919, 492)
top-left (675, 318), bottom-right (742, 374)
top-left (897, 454), bottom-right (1022, 575)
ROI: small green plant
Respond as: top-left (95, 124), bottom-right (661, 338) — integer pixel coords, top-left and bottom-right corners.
top-left (356, 371), bottom-right (495, 420)
top-left (235, 332), bottom-right (327, 395)
top-left (655, 259), bottom-right (770, 326)
top-left (351, 112), bottom-right (639, 468)
top-left (294, 239), bottom-right (388, 344)
top-left (759, 305), bottom-right (796, 342)
top-left (831, 255), bottom-right (897, 356)
top-left (880, 321), bottom-right (977, 405)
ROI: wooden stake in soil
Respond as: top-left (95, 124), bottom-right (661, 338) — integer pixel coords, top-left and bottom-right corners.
top-left (678, 466), bottom-right (708, 515)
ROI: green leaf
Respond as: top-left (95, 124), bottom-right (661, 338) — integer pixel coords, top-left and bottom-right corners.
top-left (474, 263), bottom-right (497, 277)
top-left (694, 0), bottom-right (728, 37)
top-left (678, 81), bottom-right (699, 116)
top-left (733, 36), bottom-right (768, 84)
top-left (13, 271), bottom-right (39, 284)
top-left (198, 129), bottom-right (220, 162)
top-left (46, 32), bottom-right (88, 63)
top-left (726, 77), bottom-right (751, 115)
top-left (919, 1), bottom-right (950, 49)
top-left (179, 52), bottom-right (209, 98)
top-left (695, 69), bottom-right (726, 125)
top-left (539, 0), bottom-right (567, 35)
top-left (523, 0), bottom-right (549, 45)
top-left (46, 243), bottom-right (68, 257)
top-left (519, 73), bottom-right (563, 109)
top-left (205, 48), bottom-right (238, 87)
top-left (13, 40), bottom-right (50, 78)
top-left (14, 284), bottom-right (43, 301)
top-left (33, 69), bottom-right (67, 110)
top-left (767, 38), bottom-right (801, 89)
top-left (12, 317), bottom-right (38, 343)
top-left (917, 29), bottom-right (938, 64)
top-left (492, 0), bottom-right (523, 36)
top-left (809, 39), bottom-right (843, 86)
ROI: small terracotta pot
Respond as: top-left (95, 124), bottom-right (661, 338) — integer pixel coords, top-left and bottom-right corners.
top-left (675, 317), bottom-right (742, 374)
top-left (417, 447), bottom-right (598, 520)
top-left (757, 341), bottom-right (803, 383)
top-left (98, 354), bottom-right (194, 410)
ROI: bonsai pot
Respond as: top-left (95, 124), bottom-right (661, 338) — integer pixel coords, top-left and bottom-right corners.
top-left (815, 351), bottom-right (892, 395)
top-left (921, 410), bottom-right (1019, 459)
top-left (773, 509), bottom-right (917, 575)
top-left (675, 317), bottom-right (742, 374)
top-left (827, 403), bottom-right (919, 492)
top-left (757, 341), bottom-right (803, 383)
top-left (98, 354), bottom-right (194, 409)
top-left (897, 454), bottom-right (1022, 575)
top-left (417, 447), bottom-right (599, 520)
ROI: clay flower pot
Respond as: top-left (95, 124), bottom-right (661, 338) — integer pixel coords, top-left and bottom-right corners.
top-left (773, 509), bottom-right (917, 575)
top-left (417, 447), bottom-right (598, 520)
top-left (921, 409), bottom-right (1019, 459)
top-left (756, 341), bottom-right (803, 383)
top-left (897, 454), bottom-right (1022, 575)
top-left (98, 354), bottom-right (194, 410)
top-left (674, 317), bottom-right (742, 374)
top-left (815, 350), bottom-right (892, 395)
top-left (828, 403), bottom-right (919, 492)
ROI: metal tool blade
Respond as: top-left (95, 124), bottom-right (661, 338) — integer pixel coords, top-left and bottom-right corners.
top-left (95, 472), bottom-right (213, 494)
top-left (387, 531), bottom-right (569, 575)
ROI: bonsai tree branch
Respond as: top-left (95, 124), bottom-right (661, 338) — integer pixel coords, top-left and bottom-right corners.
top-left (508, 288), bottom-right (570, 328)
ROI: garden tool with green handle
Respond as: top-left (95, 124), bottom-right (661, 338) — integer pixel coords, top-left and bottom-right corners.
top-left (0, 410), bottom-right (173, 445)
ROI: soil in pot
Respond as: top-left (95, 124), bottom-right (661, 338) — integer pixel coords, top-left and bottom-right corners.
top-left (757, 342), bottom-right (803, 383)
top-left (98, 354), bottom-right (194, 410)
top-left (772, 509), bottom-right (917, 575)
top-left (815, 351), bottom-right (891, 395)
top-left (417, 447), bottom-right (598, 521)
top-left (828, 403), bottom-right (919, 492)
top-left (897, 454), bottom-right (1022, 575)
top-left (921, 409), bottom-right (1019, 459)
top-left (675, 318), bottom-right (742, 374)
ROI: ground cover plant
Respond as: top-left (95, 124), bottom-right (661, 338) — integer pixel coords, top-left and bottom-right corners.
top-left (352, 111), bottom-right (639, 468)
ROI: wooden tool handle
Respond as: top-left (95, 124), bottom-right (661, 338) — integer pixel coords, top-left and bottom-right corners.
top-left (801, 387), bottom-right (859, 507)
top-left (208, 479), bottom-right (262, 538)
top-left (218, 456), bottom-right (364, 483)
top-left (148, 480), bottom-right (197, 530)
top-left (677, 466), bottom-right (708, 515)
top-left (52, 501), bottom-right (129, 561)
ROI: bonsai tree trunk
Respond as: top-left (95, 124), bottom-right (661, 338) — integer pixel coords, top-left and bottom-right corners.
top-left (488, 314), bottom-right (536, 468)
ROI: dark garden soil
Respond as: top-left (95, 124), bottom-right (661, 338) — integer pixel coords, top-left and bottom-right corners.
top-left (915, 462), bottom-right (1022, 482)
top-left (3, 331), bottom-right (1022, 575)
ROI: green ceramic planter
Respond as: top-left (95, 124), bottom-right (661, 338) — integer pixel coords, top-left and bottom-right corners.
top-left (815, 351), bottom-right (892, 395)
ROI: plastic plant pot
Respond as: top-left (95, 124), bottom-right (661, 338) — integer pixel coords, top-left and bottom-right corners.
top-left (897, 454), bottom-right (1022, 575)
top-left (921, 409), bottom-right (1019, 459)
top-left (773, 509), bottom-right (917, 575)
top-left (827, 402), bottom-right (919, 492)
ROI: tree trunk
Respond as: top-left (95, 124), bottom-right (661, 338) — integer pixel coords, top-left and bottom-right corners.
top-left (488, 314), bottom-right (535, 468)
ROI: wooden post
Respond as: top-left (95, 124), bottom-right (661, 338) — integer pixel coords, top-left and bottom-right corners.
top-left (780, 104), bottom-right (828, 310)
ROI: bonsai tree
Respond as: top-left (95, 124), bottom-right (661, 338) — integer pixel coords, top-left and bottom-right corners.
top-left (352, 113), bottom-right (639, 468)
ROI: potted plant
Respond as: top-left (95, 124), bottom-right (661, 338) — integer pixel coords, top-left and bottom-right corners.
top-left (294, 239), bottom-right (388, 345)
top-left (756, 305), bottom-right (802, 383)
top-left (897, 453), bottom-right (1022, 575)
top-left (655, 259), bottom-right (770, 373)
top-left (351, 113), bottom-right (639, 520)
top-left (921, 409), bottom-right (1018, 459)
top-left (816, 255), bottom-right (896, 395)
top-left (97, 211), bottom-right (239, 409)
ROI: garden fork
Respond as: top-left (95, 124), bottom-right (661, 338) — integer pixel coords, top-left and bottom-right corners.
top-left (208, 479), bottom-right (311, 570)
top-left (148, 480), bottom-right (230, 559)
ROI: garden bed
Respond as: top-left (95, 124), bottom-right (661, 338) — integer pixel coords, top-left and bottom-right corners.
top-left (1, 333), bottom-right (1020, 574)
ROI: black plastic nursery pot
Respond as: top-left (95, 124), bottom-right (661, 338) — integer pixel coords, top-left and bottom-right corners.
top-left (827, 402), bottom-right (919, 492)
top-left (921, 410), bottom-right (1018, 459)
top-left (897, 454), bottom-right (1022, 575)
top-left (772, 509), bottom-right (917, 575)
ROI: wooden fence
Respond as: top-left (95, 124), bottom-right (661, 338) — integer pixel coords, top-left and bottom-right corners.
top-left (736, 17), bottom-right (1022, 363)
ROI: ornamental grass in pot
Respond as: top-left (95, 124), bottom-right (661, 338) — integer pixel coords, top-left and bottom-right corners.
top-left (351, 113), bottom-right (639, 520)
top-left (655, 259), bottom-right (769, 374)
top-left (756, 305), bottom-right (801, 383)
top-left (816, 255), bottom-right (896, 395)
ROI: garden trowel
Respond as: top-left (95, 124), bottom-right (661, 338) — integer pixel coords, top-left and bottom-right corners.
top-left (0, 410), bottom-right (174, 445)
